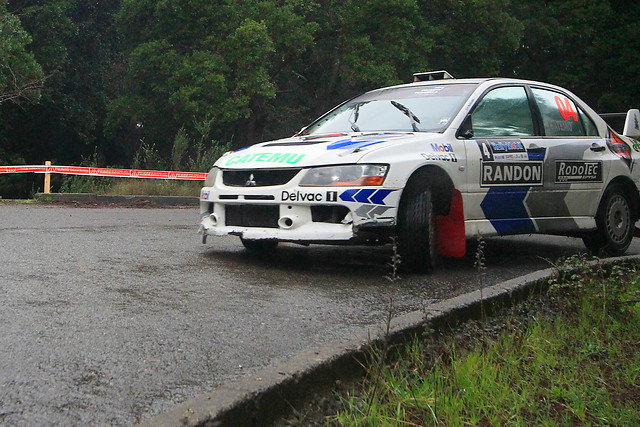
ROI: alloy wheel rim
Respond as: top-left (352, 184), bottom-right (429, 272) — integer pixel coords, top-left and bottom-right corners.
top-left (606, 195), bottom-right (630, 244)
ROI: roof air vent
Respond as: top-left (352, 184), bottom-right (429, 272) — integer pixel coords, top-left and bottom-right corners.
top-left (413, 70), bottom-right (455, 82)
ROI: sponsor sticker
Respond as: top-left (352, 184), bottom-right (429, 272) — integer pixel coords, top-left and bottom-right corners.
top-left (477, 139), bottom-right (526, 162)
top-left (225, 152), bottom-right (305, 166)
top-left (430, 143), bottom-right (454, 153)
top-left (414, 86), bottom-right (445, 95)
top-left (282, 190), bottom-right (324, 202)
top-left (490, 141), bottom-right (525, 152)
top-left (555, 160), bottom-right (602, 183)
top-left (481, 161), bottom-right (543, 186)
top-left (280, 190), bottom-right (339, 203)
top-left (493, 152), bottom-right (529, 161)
top-left (421, 152), bottom-right (458, 162)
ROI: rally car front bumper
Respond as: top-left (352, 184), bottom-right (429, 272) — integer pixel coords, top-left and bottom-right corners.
top-left (199, 184), bottom-right (399, 244)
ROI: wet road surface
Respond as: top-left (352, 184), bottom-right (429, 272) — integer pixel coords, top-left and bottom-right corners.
top-left (2, 204), bottom-right (639, 425)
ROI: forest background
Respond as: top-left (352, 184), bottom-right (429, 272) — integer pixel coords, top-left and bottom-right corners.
top-left (1, 0), bottom-right (638, 197)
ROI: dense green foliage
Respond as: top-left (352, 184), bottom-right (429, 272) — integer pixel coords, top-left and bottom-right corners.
top-left (331, 259), bottom-right (640, 425)
top-left (0, 1), bottom-right (44, 105)
top-left (1, 0), bottom-right (639, 195)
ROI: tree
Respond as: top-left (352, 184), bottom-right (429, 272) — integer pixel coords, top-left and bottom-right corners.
top-left (416, 0), bottom-right (523, 78)
top-left (502, 0), bottom-right (640, 115)
top-left (0, 1), bottom-right (44, 105)
top-left (109, 0), bottom-right (317, 158)
top-left (262, 0), bottom-right (423, 139)
top-left (1, 0), bottom-right (122, 168)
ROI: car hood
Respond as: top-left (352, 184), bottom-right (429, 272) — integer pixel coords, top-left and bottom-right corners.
top-left (216, 132), bottom-right (425, 169)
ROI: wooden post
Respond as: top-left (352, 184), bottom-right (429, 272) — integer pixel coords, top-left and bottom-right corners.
top-left (44, 161), bottom-right (51, 194)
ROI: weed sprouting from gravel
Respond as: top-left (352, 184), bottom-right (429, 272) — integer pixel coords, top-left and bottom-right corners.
top-left (363, 238), bottom-right (402, 419)
top-left (474, 233), bottom-right (487, 322)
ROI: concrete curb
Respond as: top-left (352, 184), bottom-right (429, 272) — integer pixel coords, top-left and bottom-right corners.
top-left (34, 192), bottom-right (199, 206)
top-left (143, 254), bottom-right (640, 427)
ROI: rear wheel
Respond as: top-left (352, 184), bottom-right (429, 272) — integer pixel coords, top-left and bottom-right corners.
top-left (582, 186), bottom-right (634, 256)
top-left (240, 238), bottom-right (278, 252)
top-left (397, 187), bottom-right (437, 273)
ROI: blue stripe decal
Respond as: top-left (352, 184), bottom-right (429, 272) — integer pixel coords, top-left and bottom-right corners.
top-left (327, 139), bottom-right (386, 150)
top-left (480, 186), bottom-right (535, 234)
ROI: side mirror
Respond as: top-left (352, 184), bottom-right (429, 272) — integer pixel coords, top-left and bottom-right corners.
top-left (457, 116), bottom-right (474, 139)
top-left (460, 129), bottom-right (474, 139)
top-left (623, 109), bottom-right (640, 138)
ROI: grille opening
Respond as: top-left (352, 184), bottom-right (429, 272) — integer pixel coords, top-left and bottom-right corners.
top-left (245, 195), bottom-right (275, 201)
top-left (225, 205), bottom-right (279, 228)
top-left (311, 206), bottom-right (350, 224)
top-left (223, 169), bottom-right (301, 187)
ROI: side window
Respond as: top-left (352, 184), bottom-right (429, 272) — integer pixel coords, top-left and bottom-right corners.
top-left (579, 108), bottom-right (599, 136)
top-left (531, 88), bottom-right (599, 137)
top-left (471, 86), bottom-right (534, 137)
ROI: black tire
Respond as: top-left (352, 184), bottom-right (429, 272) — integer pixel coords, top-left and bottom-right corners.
top-left (397, 187), bottom-right (437, 273)
top-left (582, 186), bottom-right (634, 257)
top-left (240, 238), bottom-right (278, 252)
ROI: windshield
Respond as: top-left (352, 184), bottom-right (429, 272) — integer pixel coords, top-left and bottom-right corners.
top-left (303, 83), bottom-right (477, 135)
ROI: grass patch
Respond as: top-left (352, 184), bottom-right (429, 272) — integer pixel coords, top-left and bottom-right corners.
top-left (105, 179), bottom-right (201, 197)
top-left (0, 198), bottom-right (38, 203)
top-left (58, 176), bottom-right (202, 196)
top-left (329, 260), bottom-right (640, 425)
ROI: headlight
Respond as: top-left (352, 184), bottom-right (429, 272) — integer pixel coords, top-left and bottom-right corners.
top-left (299, 164), bottom-right (388, 187)
top-left (203, 167), bottom-right (219, 187)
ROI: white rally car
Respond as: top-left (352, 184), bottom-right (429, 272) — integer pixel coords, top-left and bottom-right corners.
top-left (199, 71), bottom-right (640, 272)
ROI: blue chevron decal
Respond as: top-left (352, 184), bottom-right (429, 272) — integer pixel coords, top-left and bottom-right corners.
top-left (369, 189), bottom-right (394, 205)
top-left (339, 189), bottom-right (359, 202)
top-left (339, 189), bottom-right (397, 205)
top-left (480, 186), bottom-right (535, 234)
top-left (354, 189), bottom-right (376, 203)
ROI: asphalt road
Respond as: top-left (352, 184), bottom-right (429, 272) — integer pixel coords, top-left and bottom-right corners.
top-left (2, 203), bottom-right (639, 425)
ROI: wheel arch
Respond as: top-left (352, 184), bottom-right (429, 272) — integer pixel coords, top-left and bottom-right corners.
top-left (399, 165), bottom-right (455, 217)
top-left (604, 175), bottom-right (640, 222)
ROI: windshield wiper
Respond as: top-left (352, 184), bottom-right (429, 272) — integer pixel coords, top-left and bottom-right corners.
top-left (390, 100), bottom-right (421, 132)
top-left (349, 103), bottom-right (362, 132)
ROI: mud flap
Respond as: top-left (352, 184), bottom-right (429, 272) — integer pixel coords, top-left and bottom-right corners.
top-left (436, 189), bottom-right (466, 258)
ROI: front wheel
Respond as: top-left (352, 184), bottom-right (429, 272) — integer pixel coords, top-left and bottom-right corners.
top-left (397, 187), bottom-right (437, 273)
top-left (240, 238), bottom-right (278, 252)
top-left (582, 186), bottom-right (634, 257)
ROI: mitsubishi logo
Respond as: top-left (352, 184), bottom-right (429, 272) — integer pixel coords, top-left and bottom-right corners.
top-left (245, 173), bottom-right (257, 187)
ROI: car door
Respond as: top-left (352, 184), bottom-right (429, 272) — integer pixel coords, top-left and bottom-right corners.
top-left (461, 84), bottom-right (549, 235)
top-left (526, 86), bottom-right (610, 233)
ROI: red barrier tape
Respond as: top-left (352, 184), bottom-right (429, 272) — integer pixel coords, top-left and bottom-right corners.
top-left (0, 165), bottom-right (207, 180)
